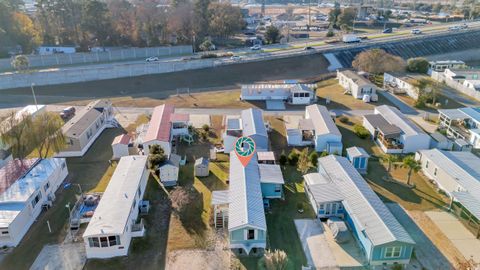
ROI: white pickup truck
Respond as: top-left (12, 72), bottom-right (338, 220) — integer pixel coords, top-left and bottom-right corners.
top-left (342, 34), bottom-right (361, 43)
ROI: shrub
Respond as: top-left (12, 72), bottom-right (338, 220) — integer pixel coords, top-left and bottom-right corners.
top-left (338, 115), bottom-right (349, 124)
top-left (353, 124), bottom-right (370, 139)
top-left (279, 153), bottom-right (287, 166)
top-left (326, 30), bottom-right (335, 37)
top-left (202, 124), bottom-right (210, 132)
top-left (288, 151), bottom-right (299, 166)
top-left (407, 57), bottom-right (429, 74)
top-left (309, 151), bottom-right (319, 167)
top-left (320, 151), bottom-right (329, 157)
top-left (200, 53), bottom-right (218, 59)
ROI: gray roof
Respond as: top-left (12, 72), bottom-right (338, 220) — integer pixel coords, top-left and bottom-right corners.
top-left (346, 147), bottom-right (369, 158)
top-left (258, 164), bottom-right (284, 184)
top-left (228, 154), bottom-right (266, 231)
top-left (439, 107), bottom-right (480, 123)
top-left (242, 108), bottom-right (268, 138)
top-left (430, 132), bottom-right (448, 143)
top-left (314, 156), bottom-right (415, 246)
top-left (339, 70), bottom-right (375, 87)
top-left (306, 105), bottom-right (341, 137)
top-left (63, 100), bottom-right (111, 138)
top-left (451, 191), bottom-right (480, 220)
top-left (418, 149), bottom-right (480, 219)
top-left (375, 105), bottom-right (425, 137)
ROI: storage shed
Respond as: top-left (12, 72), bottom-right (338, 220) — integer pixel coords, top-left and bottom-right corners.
top-left (111, 134), bottom-right (130, 159)
top-left (346, 146), bottom-right (369, 174)
top-left (194, 157), bottom-right (209, 177)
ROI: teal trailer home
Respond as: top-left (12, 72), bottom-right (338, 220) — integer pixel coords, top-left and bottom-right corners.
top-left (304, 156), bottom-right (415, 266)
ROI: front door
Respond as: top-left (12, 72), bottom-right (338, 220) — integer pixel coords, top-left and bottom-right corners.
top-left (332, 203), bottom-right (337, 215)
top-left (325, 203), bottom-right (332, 215)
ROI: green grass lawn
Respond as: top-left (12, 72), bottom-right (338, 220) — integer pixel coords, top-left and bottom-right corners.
top-left (0, 128), bottom-right (124, 270)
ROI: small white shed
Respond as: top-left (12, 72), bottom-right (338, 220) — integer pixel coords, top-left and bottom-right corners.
top-left (111, 134), bottom-right (130, 159)
top-left (194, 157), bottom-right (209, 177)
top-left (159, 162), bottom-right (179, 187)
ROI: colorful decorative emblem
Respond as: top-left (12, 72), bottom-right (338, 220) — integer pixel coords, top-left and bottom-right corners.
top-left (234, 136), bottom-right (256, 167)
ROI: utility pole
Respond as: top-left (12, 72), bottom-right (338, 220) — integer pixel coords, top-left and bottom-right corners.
top-left (30, 83), bottom-right (38, 110)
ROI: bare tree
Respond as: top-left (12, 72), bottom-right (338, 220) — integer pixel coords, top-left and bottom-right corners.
top-left (352, 49), bottom-right (406, 74)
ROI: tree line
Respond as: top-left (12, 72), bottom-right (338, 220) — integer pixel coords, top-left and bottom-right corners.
top-left (0, 0), bottom-right (245, 57)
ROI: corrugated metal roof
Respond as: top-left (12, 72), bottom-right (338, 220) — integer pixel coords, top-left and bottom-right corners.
top-left (375, 105), bottom-right (425, 137)
top-left (257, 151), bottom-right (275, 161)
top-left (419, 149), bottom-right (480, 211)
top-left (258, 164), bottom-right (284, 184)
top-left (144, 104), bottom-right (175, 143)
top-left (228, 154), bottom-right (266, 231)
top-left (242, 108), bottom-right (268, 138)
top-left (304, 173), bottom-right (344, 202)
top-left (459, 107), bottom-right (480, 122)
top-left (83, 155), bottom-right (147, 237)
top-left (211, 190), bottom-right (229, 205)
top-left (316, 156), bottom-right (415, 246)
top-left (452, 191), bottom-right (480, 220)
top-left (306, 105), bottom-right (341, 136)
top-left (438, 108), bottom-right (470, 120)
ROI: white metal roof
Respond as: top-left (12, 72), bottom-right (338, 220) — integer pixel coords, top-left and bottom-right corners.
top-left (346, 147), bottom-right (369, 158)
top-left (375, 105), bottom-right (425, 137)
top-left (306, 105), bottom-right (341, 137)
top-left (211, 190), bottom-right (229, 205)
top-left (83, 155), bottom-right (147, 237)
top-left (241, 108), bottom-right (268, 138)
top-left (258, 164), bottom-right (284, 184)
top-left (304, 173), bottom-right (344, 203)
top-left (228, 154), bottom-right (266, 231)
top-left (316, 156), bottom-right (415, 246)
top-left (0, 158), bottom-right (65, 227)
top-left (451, 191), bottom-right (480, 220)
top-left (418, 149), bottom-right (480, 218)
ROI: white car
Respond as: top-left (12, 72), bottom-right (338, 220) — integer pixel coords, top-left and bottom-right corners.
top-left (250, 45), bottom-right (262, 50)
top-left (230, 55), bottom-right (241, 61)
top-left (145, 56), bottom-right (159, 62)
top-left (411, 29), bottom-right (422, 34)
top-left (449, 26), bottom-right (461, 31)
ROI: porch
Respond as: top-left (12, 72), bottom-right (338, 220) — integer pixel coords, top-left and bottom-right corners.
top-left (131, 218), bottom-right (146, 237)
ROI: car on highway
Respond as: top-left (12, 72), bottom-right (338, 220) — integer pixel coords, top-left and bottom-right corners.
top-left (250, 45), bottom-right (262, 50)
top-left (382, 28), bottom-right (393, 34)
top-left (230, 55), bottom-right (242, 61)
top-left (342, 34), bottom-right (361, 43)
top-left (449, 26), bottom-right (461, 31)
top-left (460, 23), bottom-right (469, 29)
top-left (304, 46), bottom-right (315, 50)
top-left (411, 29), bottom-right (422, 34)
top-left (145, 56), bottom-right (159, 62)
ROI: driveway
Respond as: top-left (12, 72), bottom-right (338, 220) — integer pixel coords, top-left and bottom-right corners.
top-left (377, 90), bottom-right (418, 115)
top-left (426, 211), bottom-right (480, 262)
top-left (386, 204), bottom-right (454, 270)
top-left (30, 243), bottom-right (86, 270)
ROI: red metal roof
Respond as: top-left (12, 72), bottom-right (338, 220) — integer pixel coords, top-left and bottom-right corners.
top-left (112, 134), bottom-right (131, 145)
top-left (144, 104), bottom-right (175, 143)
top-left (0, 159), bottom-right (39, 195)
top-left (170, 113), bottom-right (189, 123)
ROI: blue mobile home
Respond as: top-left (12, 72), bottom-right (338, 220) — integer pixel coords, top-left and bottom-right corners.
top-left (304, 156), bottom-right (415, 266)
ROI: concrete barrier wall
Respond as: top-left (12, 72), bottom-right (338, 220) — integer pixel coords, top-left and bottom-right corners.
top-left (0, 59), bottom-right (214, 89)
top-left (0, 45), bottom-right (193, 71)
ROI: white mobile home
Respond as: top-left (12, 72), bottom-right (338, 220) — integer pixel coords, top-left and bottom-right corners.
top-left (240, 84), bottom-right (316, 105)
top-left (428, 60), bottom-right (465, 74)
top-left (363, 105), bottom-right (430, 154)
top-left (83, 155), bottom-right (149, 259)
top-left (337, 70), bottom-right (377, 100)
top-left (416, 149), bottom-right (480, 227)
top-left (286, 105), bottom-right (342, 154)
top-left (438, 107), bottom-right (480, 149)
top-left (0, 158), bottom-right (68, 247)
top-left (383, 73), bottom-right (420, 100)
top-left (59, 100), bottom-right (115, 157)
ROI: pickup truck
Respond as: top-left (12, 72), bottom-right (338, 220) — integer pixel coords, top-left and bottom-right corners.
top-left (342, 34), bottom-right (361, 43)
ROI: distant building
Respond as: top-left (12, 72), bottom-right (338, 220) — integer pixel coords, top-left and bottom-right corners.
top-left (59, 100), bottom-right (115, 157)
top-left (438, 107), bottom-right (480, 149)
top-left (111, 134), bottom-right (130, 159)
top-left (363, 105), bottom-right (430, 154)
top-left (83, 156), bottom-right (148, 259)
top-left (36, 46), bottom-right (76, 55)
top-left (383, 73), bottom-right (421, 100)
top-left (428, 60), bottom-right (465, 74)
top-left (337, 70), bottom-right (377, 100)
top-left (286, 105), bottom-right (342, 154)
top-left (416, 149), bottom-right (480, 227)
top-left (240, 84), bottom-right (316, 105)
top-left (0, 158), bottom-right (68, 247)
top-left (304, 155), bottom-right (415, 266)
top-left (223, 108), bottom-right (269, 153)
top-left (138, 104), bottom-right (190, 157)
top-left (432, 68), bottom-right (480, 101)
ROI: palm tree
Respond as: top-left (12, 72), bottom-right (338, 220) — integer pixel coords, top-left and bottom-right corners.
top-left (402, 156), bottom-right (421, 186)
top-left (381, 154), bottom-right (398, 172)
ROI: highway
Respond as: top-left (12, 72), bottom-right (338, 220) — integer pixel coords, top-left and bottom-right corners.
top-left (7, 20), bottom-right (480, 75)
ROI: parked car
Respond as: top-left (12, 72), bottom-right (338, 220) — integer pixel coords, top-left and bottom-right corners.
top-left (250, 45), bottom-right (262, 50)
top-left (382, 28), bottom-right (393, 34)
top-left (145, 56), bottom-right (159, 62)
top-left (303, 46), bottom-right (315, 50)
top-left (411, 29), bottom-right (422, 34)
top-left (60, 106), bottom-right (76, 120)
